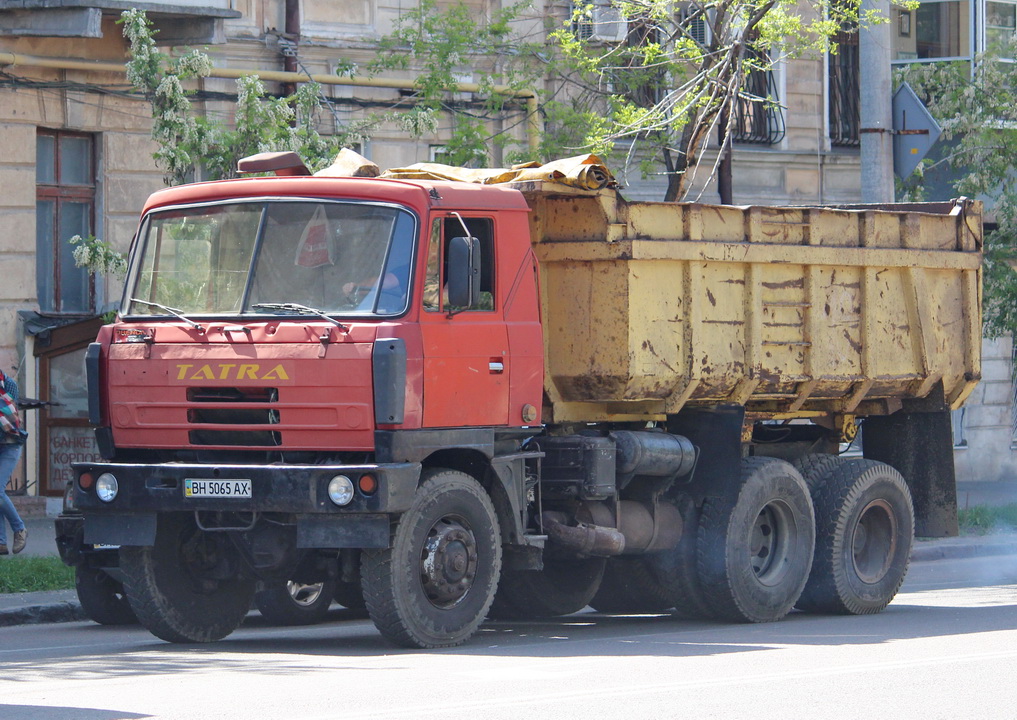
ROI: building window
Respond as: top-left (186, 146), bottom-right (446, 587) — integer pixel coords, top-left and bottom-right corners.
top-left (890, 0), bottom-right (972, 61)
top-left (916, 1), bottom-right (969, 58)
top-left (987, 1), bottom-right (1017, 54)
top-left (953, 407), bottom-right (968, 447)
top-left (829, 29), bottom-right (860, 147)
top-left (732, 50), bottom-right (786, 145)
top-left (36, 129), bottom-right (96, 314)
top-left (34, 317), bottom-right (106, 496)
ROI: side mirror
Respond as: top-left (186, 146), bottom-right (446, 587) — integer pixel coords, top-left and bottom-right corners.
top-left (447, 236), bottom-right (481, 310)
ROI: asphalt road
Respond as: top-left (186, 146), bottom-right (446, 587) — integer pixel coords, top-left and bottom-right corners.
top-left (2, 553), bottom-right (1016, 720)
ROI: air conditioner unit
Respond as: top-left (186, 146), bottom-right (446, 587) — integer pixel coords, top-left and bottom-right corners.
top-left (590, 3), bottom-right (627, 43)
top-left (572, 1), bottom-right (627, 44)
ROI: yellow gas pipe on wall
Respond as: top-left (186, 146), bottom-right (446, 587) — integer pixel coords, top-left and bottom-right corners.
top-left (0, 50), bottom-right (542, 154)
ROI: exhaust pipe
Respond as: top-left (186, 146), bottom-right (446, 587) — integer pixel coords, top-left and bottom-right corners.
top-left (541, 511), bottom-right (626, 557)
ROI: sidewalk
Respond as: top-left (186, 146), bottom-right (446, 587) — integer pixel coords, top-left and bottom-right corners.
top-left (1, 479), bottom-right (1016, 628)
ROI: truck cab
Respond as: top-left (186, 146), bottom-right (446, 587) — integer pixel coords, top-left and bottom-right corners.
top-left (74, 172), bottom-right (548, 646)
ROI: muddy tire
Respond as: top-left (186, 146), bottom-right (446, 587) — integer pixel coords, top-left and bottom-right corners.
top-left (120, 513), bottom-right (255, 643)
top-left (793, 453), bottom-right (844, 492)
top-left (361, 469), bottom-right (501, 648)
top-left (589, 557), bottom-right (674, 614)
top-left (697, 457), bottom-right (815, 623)
top-left (490, 556), bottom-right (606, 619)
top-left (75, 566), bottom-right (138, 626)
top-left (644, 494), bottom-right (715, 619)
top-left (255, 579), bottom-right (337, 626)
top-left (797, 459), bottom-right (914, 615)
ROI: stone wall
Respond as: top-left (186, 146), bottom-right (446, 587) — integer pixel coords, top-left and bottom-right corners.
top-left (955, 337), bottom-right (1017, 483)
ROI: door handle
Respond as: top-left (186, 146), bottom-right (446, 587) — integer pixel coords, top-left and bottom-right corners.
top-left (489, 359), bottom-right (505, 374)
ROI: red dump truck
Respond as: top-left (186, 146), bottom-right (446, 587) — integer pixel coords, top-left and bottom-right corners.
top-left (69, 153), bottom-right (982, 648)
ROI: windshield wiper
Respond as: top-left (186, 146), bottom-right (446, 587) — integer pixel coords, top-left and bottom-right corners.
top-left (252, 303), bottom-right (349, 332)
top-left (129, 298), bottom-right (205, 332)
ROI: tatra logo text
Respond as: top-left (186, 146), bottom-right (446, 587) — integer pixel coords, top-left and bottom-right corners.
top-left (174, 363), bottom-right (290, 381)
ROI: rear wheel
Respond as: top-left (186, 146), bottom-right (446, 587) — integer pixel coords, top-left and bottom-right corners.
top-left (254, 579), bottom-right (337, 626)
top-left (120, 513), bottom-right (255, 643)
top-left (645, 494), bottom-right (715, 619)
top-left (797, 459), bottom-right (914, 615)
top-left (793, 453), bottom-right (843, 492)
top-left (697, 457), bottom-right (815, 623)
top-left (490, 556), bottom-right (606, 619)
top-left (361, 469), bottom-right (501, 648)
top-left (589, 557), bottom-right (673, 614)
top-left (74, 566), bottom-right (138, 626)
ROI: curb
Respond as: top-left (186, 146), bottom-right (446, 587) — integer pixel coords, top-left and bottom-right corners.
top-left (0, 601), bottom-right (87, 628)
top-left (911, 540), bottom-right (1017, 563)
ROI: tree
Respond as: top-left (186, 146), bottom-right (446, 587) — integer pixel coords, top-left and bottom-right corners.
top-left (897, 47), bottom-right (1017, 337)
top-left (366, 0), bottom-right (546, 167)
top-left (119, 9), bottom-right (372, 185)
top-left (548, 0), bottom-right (875, 201)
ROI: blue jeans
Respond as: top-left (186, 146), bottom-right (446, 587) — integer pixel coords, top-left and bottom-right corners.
top-left (0, 443), bottom-right (26, 546)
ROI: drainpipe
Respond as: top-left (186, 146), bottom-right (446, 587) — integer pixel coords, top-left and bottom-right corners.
top-left (281, 0), bottom-right (299, 97)
top-left (0, 51), bottom-right (542, 154)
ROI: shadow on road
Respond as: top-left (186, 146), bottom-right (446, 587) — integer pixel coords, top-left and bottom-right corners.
top-left (4, 578), bottom-right (1017, 684)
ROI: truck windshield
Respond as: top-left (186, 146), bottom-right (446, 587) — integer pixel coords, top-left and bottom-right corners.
top-left (125, 200), bottom-right (415, 317)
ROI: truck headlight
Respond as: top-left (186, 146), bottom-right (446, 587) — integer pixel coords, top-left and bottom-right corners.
top-left (327, 475), bottom-right (355, 506)
top-left (95, 473), bottom-right (119, 503)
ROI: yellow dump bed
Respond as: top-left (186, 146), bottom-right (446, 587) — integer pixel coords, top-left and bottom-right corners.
top-left (521, 184), bottom-right (983, 424)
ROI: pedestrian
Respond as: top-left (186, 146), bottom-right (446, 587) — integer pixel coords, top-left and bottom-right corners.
top-left (0, 368), bottom-right (28, 555)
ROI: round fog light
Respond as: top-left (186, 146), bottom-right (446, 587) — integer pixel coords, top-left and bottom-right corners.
top-left (327, 475), bottom-right (355, 506)
top-left (95, 473), bottom-right (119, 503)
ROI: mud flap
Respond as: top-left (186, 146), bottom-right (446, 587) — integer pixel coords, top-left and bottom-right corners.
top-left (666, 405), bottom-right (745, 502)
top-left (862, 409), bottom-right (958, 538)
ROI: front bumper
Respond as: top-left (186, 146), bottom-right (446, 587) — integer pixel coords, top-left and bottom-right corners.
top-left (70, 460), bottom-right (421, 548)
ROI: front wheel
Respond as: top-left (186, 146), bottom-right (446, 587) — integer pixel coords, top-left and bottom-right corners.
top-left (120, 513), bottom-right (255, 643)
top-left (75, 565), bottom-right (138, 626)
top-left (697, 457), bottom-right (815, 623)
top-left (361, 469), bottom-right (502, 649)
top-left (797, 459), bottom-right (914, 615)
top-left (254, 579), bottom-right (337, 626)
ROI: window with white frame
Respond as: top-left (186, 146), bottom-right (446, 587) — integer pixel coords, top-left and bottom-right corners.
top-left (986, 1), bottom-right (1017, 53)
top-left (892, 1), bottom-right (972, 61)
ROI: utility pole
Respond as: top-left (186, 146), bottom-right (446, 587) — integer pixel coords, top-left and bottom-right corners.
top-left (858, 0), bottom-right (894, 202)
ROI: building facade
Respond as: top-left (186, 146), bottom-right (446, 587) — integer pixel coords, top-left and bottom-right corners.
top-left (0, 0), bottom-right (1012, 503)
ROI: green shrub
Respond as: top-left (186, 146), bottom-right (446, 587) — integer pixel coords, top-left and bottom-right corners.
top-left (958, 503), bottom-right (1017, 535)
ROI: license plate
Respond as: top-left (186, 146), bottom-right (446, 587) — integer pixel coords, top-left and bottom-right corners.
top-left (184, 479), bottom-right (252, 498)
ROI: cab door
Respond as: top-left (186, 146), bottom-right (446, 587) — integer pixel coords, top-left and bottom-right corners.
top-left (418, 215), bottom-right (510, 428)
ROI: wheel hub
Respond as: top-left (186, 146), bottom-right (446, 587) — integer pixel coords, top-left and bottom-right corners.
top-left (852, 499), bottom-right (897, 584)
top-left (287, 581), bottom-right (325, 607)
top-left (420, 516), bottom-right (478, 609)
top-left (749, 502), bottom-right (796, 586)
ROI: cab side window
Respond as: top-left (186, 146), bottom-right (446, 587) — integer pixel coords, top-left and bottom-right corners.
top-left (422, 216), bottom-right (495, 312)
